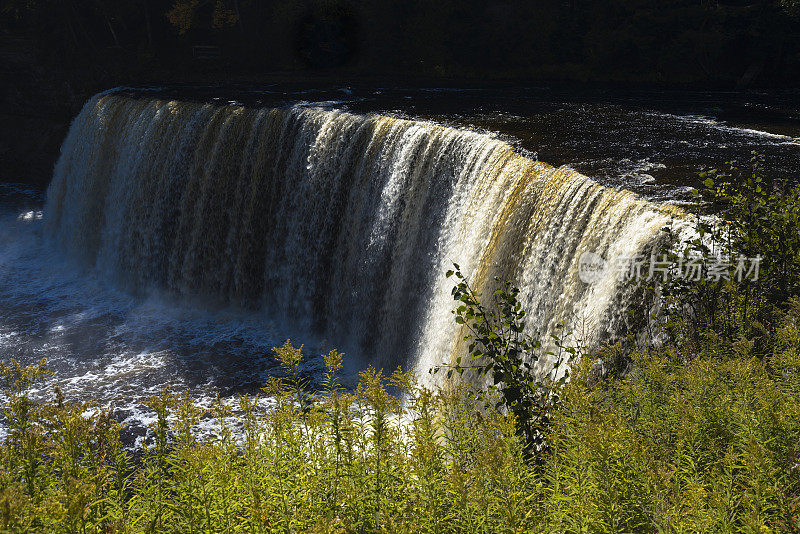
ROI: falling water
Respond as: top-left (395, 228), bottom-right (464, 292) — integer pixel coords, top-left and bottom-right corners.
top-left (44, 93), bottom-right (685, 381)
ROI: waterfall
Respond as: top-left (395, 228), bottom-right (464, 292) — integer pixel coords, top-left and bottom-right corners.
top-left (45, 93), bottom-right (685, 380)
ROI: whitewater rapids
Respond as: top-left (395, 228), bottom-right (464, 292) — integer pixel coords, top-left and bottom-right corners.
top-left (45, 93), bottom-right (685, 381)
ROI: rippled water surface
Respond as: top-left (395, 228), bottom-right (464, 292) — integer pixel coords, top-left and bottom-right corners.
top-left (144, 85), bottom-right (800, 201)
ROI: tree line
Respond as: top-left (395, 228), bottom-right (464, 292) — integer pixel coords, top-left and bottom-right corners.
top-left (2, 0), bottom-right (799, 86)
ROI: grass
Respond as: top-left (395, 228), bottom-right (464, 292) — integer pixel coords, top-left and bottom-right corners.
top-left (0, 321), bottom-right (798, 533)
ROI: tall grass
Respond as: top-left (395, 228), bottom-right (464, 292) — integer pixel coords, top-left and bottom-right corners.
top-left (1, 317), bottom-right (799, 532)
top-left (0, 342), bottom-right (541, 533)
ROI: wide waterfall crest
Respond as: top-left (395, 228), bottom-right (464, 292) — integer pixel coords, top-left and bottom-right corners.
top-left (45, 93), bottom-right (685, 380)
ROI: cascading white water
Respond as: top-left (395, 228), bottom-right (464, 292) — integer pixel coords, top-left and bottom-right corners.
top-left (45, 93), bottom-right (686, 381)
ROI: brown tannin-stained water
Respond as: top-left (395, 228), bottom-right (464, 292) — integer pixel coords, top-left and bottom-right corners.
top-left (0, 86), bottom-right (798, 439)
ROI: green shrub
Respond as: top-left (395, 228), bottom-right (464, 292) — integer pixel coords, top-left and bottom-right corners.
top-left (544, 305), bottom-right (800, 533)
top-left (438, 265), bottom-right (573, 459)
top-left (0, 345), bottom-right (541, 533)
top-left (659, 152), bottom-right (800, 353)
top-left (1, 325), bottom-right (796, 532)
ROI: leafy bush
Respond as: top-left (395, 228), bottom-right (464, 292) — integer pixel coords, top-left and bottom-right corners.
top-left (437, 265), bottom-right (573, 460)
top-left (657, 152), bottom-right (800, 354)
top-left (544, 302), bottom-right (800, 532)
top-left (1, 330), bottom-right (798, 532)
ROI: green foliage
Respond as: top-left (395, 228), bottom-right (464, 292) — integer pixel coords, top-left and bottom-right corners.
top-left (782, 0), bottom-right (800, 18)
top-left (545, 307), bottom-right (800, 532)
top-left (439, 265), bottom-right (573, 459)
top-left (705, 153), bottom-right (800, 310)
top-left (0, 348), bottom-right (542, 533)
top-left (658, 152), bottom-right (800, 353)
top-left (1, 328), bottom-right (798, 532)
top-left (166, 0), bottom-right (240, 35)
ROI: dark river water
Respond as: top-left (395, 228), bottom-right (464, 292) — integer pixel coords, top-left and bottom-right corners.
top-left (0, 87), bottom-right (798, 441)
top-left (135, 85), bottom-right (800, 201)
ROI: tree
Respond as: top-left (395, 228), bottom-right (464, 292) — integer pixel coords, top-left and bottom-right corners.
top-left (166, 0), bottom-right (239, 35)
top-left (782, 0), bottom-right (800, 17)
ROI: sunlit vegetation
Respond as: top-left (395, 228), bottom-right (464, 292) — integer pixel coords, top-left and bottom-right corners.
top-left (0, 345), bottom-right (545, 533)
top-left (1, 328), bottom-right (799, 532)
top-left (1, 157), bottom-right (800, 532)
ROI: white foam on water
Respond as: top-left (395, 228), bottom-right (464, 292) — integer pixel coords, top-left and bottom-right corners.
top-left (649, 111), bottom-right (800, 143)
top-left (0, 205), bottom-right (327, 438)
top-left (2, 93), bottom-right (696, 440)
